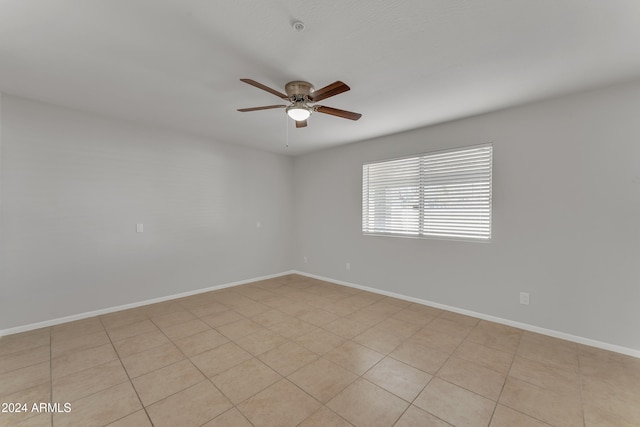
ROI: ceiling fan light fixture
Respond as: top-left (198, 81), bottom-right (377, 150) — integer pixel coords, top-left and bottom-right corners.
top-left (286, 102), bottom-right (311, 121)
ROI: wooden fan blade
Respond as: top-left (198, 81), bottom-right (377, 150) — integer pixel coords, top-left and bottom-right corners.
top-left (237, 105), bottom-right (286, 112)
top-left (309, 81), bottom-right (350, 102)
top-left (316, 105), bottom-right (362, 121)
top-left (295, 119), bottom-right (308, 128)
top-left (240, 79), bottom-right (288, 99)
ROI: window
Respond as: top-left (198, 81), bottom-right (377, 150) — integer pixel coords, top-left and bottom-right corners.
top-left (362, 144), bottom-right (492, 241)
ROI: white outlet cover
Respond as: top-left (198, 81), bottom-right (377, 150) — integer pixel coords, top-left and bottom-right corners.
top-left (136, 224), bottom-right (143, 233)
top-left (520, 292), bottom-right (530, 305)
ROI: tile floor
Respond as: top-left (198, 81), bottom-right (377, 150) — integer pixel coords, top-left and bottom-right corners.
top-left (1, 274), bottom-right (639, 427)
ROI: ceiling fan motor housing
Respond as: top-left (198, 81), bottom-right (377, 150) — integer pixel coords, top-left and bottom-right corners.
top-left (285, 81), bottom-right (314, 99)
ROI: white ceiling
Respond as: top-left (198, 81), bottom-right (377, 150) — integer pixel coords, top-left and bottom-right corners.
top-left (1, 1), bottom-right (640, 155)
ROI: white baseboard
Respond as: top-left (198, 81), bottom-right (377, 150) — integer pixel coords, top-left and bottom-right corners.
top-left (0, 271), bottom-right (296, 337)
top-left (292, 270), bottom-right (640, 359)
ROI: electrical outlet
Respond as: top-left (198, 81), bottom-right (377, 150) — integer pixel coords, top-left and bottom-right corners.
top-left (303, 256), bottom-right (308, 264)
top-left (520, 292), bottom-right (530, 305)
top-left (136, 224), bottom-right (143, 233)
top-left (346, 262), bottom-right (351, 270)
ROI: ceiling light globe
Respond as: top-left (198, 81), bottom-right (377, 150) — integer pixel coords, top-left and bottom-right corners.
top-left (286, 106), bottom-right (311, 121)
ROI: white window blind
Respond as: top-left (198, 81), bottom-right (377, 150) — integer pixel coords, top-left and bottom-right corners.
top-left (362, 144), bottom-right (492, 241)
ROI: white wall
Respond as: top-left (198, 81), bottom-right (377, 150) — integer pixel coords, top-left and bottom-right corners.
top-left (293, 80), bottom-right (640, 352)
top-left (0, 95), bottom-right (294, 330)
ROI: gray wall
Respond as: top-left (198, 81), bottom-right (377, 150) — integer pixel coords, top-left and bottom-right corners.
top-left (293, 80), bottom-right (640, 351)
top-left (0, 95), bottom-right (294, 330)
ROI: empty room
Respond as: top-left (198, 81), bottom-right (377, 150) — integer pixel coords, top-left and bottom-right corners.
top-left (1, 1), bottom-right (639, 426)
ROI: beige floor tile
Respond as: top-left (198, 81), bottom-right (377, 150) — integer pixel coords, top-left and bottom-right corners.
top-left (186, 301), bottom-right (230, 318)
top-left (465, 322), bottom-right (521, 354)
top-left (345, 308), bottom-right (387, 327)
top-left (250, 309), bottom-right (292, 327)
top-left (235, 329), bottom-right (288, 355)
top-left (394, 405), bottom-right (453, 427)
top-left (143, 301), bottom-right (185, 317)
top-left (101, 310), bottom-right (148, 330)
top-left (295, 329), bottom-right (345, 355)
top-left (190, 342), bottom-right (252, 377)
top-left (411, 328), bottom-right (463, 353)
top-left (173, 329), bottom-right (228, 357)
top-left (437, 356), bottom-right (506, 400)
top-left (437, 312), bottom-right (479, 327)
top-left (327, 378), bottom-right (408, 427)
top-left (53, 359), bottom-right (129, 402)
top-left (490, 404), bottom-right (549, 427)
top-left (298, 406), bottom-right (353, 427)
top-left (52, 343), bottom-right (118, 379)
top-left (583, 401), bottom-right (640, 427)
top-left (217, 318), bottom-right (265, 340)
top-left (324, 341), bottom-right (384, 376)
top-left (51, 330), bottom-right (110, 359)
top-left (268, 318), bottom-right (318, 339)
top-left (428, 317), bottom-right (475, 337)
top-left (0, 383), bottom-right (50, 427)
top-left (52, 318), bottom-right (103, 341)
top-left (148, 310), bottom-right (197, 329)
top-left (499, 377), bottom-right (583, 427)
top-left (160, 318), bottom-right (210, 341)
top-left (0, 361), bottom-right (50, 397)
top-left (364, 357), bottom-right (432, 402)
top-left (237, 379), bottom-right (321, 427)
top-left (0, 330), bottom-right (50, 357)
top-left (5, 412), bottom-right (52, 427)
top-left (365, 301), bottom-right (404, 316)
top-left (132, 359), bottom-right (204, 406)
top-left (353, 327), bottom-right (404, 354)
top-left (120, 342), bottom-right (184, 378)
top-left (517, 337), bottom-right (579, 372)
top-left (112, 329), bottom-right (170, 358)
top-left (323, 318), bottom-right (370, 339)
top-left (200, 310), bottom-right (244, 328)
top-left (289, 358), bottom-right (357, 403)
top-left (201, 408), bottom-right (253, 427)
top-left (581, 376), bottom-right (640, 426)
top-left (414, 378), bottom-right (495, 427)
top-left (406, 303), bottom-right (442, 317)
top-left (454, 341), bottom-right (514, 374)
top-left (53, 382), bottom-right (142, 427)
top-left (211, 358), bottom-right (281, 404)
top-left (146, 380), bottom-right (232, 427)
top-left (373, 318), bottom-right (420, 339)
top-left (106, 319), bottom-right (158, 342)
top-left (390, 341), bottom-right (449, 374)
top-left (509, 355), bottom-right (580, 394)
top-left (0, 344), bottom-right (50, 375)
top-left (105, 410), bottom-right (152, 427)
top-left (392, 308), bottom-right (437, 326)
top-left (258, 341), bottom-right (318, 376)
top-left (298, 309), bottom-right (340, 326)
top-left (231, 301), bottom-right (270, 317)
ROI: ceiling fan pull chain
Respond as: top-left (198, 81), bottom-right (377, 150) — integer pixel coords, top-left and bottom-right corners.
top-left (286, 112), bottom-right (289, 148)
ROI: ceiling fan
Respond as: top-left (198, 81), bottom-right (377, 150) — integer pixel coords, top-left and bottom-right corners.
top-left (237, 79), bottom-right (362, 128)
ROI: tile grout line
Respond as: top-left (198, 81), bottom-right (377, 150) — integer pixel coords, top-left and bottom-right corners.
top-left (98, 314), bottom-right (154, 427)
top-left (486, 324), bottom-right (524, 427)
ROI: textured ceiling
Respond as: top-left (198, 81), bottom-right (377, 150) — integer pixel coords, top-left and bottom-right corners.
top-left (1, 0), bottom-right (640, 155)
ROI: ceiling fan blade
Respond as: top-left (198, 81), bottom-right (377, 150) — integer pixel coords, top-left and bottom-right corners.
top-left (316, 105), bottom-right (362, 121)
top-left (240, 79), bottom-right (288, 99)
top-left (295, 119), bottom-right (308, 128)
top-left (309, 81), bottom-right (350, 102)
top-left (237, 105), bottom-right (287, 112)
